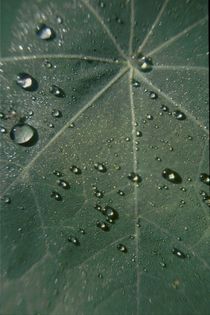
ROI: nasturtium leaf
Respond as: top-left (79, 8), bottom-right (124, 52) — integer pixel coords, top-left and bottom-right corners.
top-left (0, 0), bottom-right (209, 314)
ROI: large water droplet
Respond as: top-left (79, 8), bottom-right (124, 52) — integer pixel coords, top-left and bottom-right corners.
top-left (16, 73), bottom-right (38, 91)
top-left (117, 243), bottom-right (127, 253)
top-left (172, 247), bottom-right (186, 259)
top-left (128, 172), bottom-right (141, 183)
top-left (52, 109), bottom-right (62, 118)
top-left (173, 110), bottom-right (186, 121)
top-left (104, 206), bottom-right (118, 220)
top-left (94, 162), bottom-right (107, 173)
top-left (137, 54), bottom-right (153, 72)
top-left (149, 91), bottom-right (158, 99)
top-left (50, 85), bottom-right (65, 98)
top-left (162, 168), bottom-right (182, 184)
top-left (10, 124), bottom-right (38, 146)
top-left (200, 173), bottom-right (210, 186)
top-left (36, 24), bottom-right (55, 40)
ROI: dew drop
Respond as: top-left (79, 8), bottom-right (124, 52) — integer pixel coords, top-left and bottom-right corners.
top-left (117, 190), bottom-right (125, 196)
top-left (52, 110), bottom-right (62, 118)
top-left (79, 228), bottom-right (86, 235)
top-left (162, 168), bottom-right (182, 184)
top-left (50, 191), bottom-right (62, 201)
top-left (161, 105), bottom-right (169, 112)
top-left (53, 170), bottom-right (62, 177)
top-left (68, 236), bottom-right (80, 245)
top-left (44, 60), bottom-right (53, 68)
top-left (173, 110), bottom-right (186, 121)
top-left (136, 131), bottom-right (142, 137)
top-left (0, 126), bottom-right (7, 134)
top-left (36, 23), bottom-right (55, 40)
top-left (70, 165), bottom-right (81, 174)
top-left (0, 112), bottom-right (5, 119)
top-left (138, 54), bottom-right (153, 72)
top-left (94, 190), bottom-right (104, 198)
top-left (199, 173), bottom-right (210, 186)
top-left (56, 16), bottom-right (63, 24)
top-left (104, 206), bottom-right (118, 220)
top-left (146, 114), bottom-right (153, 120)
top-left (16, 73), bottom-right (38, 91)
top-left (132, 79), bottom-right (141, 88)
top-left (10, 124), bottom-right (37, 145)
top-left (128, 172), bottom-right (141, 184)
top-left (50, 85), bottom-right (65, 98)
top-left (57, 179), bottom-right (70, 189)
top-left (96, 221), bottom-right (109, 231)
top-left (149, 91), bottom-right (158, 99)
top-left (94, 162), bottom-right (107, 173)
top-left (1, 196), bottom-right (11, 204)
top-left (172, 248), bottom-right (186, 259)
top-left (117, 244), bottom-right (127, 253)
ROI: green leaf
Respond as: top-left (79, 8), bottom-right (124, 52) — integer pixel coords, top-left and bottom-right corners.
top-left (0, 0), bottom-right (209, 314)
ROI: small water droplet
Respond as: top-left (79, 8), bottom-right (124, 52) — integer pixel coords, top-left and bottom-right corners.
top-left (70, 165), bottom-right (81, 174)
top-left (149, 91), bottom-right (158, 99)
top-left (117, 243), bottom-right (127, 253)
top-left (79, 228), bottom-right (86, 235)
top-left (96, 221), bottom-right (109, 231)
top-left (68, 236), bottom-right (80, 245)
top-left (172, 248), bottom-right (186, 259)
top-left (104, 206), bottom-right (118, 220)
top-left (94, 162), bottom-right (107, 173)
top-left (1, 196), bottom-right (11, 204)
top-left (53, 170), bottom-right (62, 177)
top-left (52, 110), bottom-right (62, 118)
top-left (117, 190), bottom-right (125, 196)
top-left (10, 124), bottom-right (37, 145)
top-left (94, 189), bottom-right (104, 198)
top-left (160, 261), bottom-right (167, 268)
top-left (137, 54), bottom-right (153, 72)
top-left (200, 173), bottom-right (210, 186)
top-left (50, 191), bottom-right (62, 201)
top-left (161, 105), bottom-right (169, 112)
top-left (56, 16), bottom-right (63, 24)
top-left (0, 112), bottom-right (5, 119)
top-left (128, 172), bottom-right (141, 184)
top-left (132, 79), bottom-right (141, 88)
top-left (43, 60), bottom-right (53, 68)
top-left (146, 114), bottom-right (153, 120)
top-left (16, 73), bottom-right (38, 91)
top-left (0, 126), bottom-right (7, 134)
top-left (50, 85), bottom-right (65, 98)
top-left (173, 110), bottom-right (186, 121)
top-left (98, 273), bottom-right (103, 279)
top-left (136, 131), bottom-right (142, 137)
top-left (57, 179), bottom-right (70, 189)
top-left (36, 23), bottom-right (55, 40)
top-left (162, 168), bottom-right (182, 184)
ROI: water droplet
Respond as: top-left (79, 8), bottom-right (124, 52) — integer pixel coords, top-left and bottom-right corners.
top-left (173, 110), bottom-right (186, 120)
top-left (70, 165), bottom-right (81, 174)
top-left (117, 190), bottom-right (125, 196)
top-left (149, 91), bottom-right (158, 99)
top-left (16, 73), bottom-right (38, 91)
top-left (162, 168), bottom-right (182, 184)
top-left (138, 54), bottom-right (153, 72)
top-left (0, 126), bottom-right (7, 134)
top-left (117, 243), bottom-right (127, 253)
top-left (56, 16), bottom-right (63, 24)
top-left (50, 85), bottom-right (65, 98)
top-left (128, 172), bottom-right (141, 184)
top-left (53, 170), bottom-right (63, 177)
top-left (1, 196), bottom-right (11, 204)
top-left (146, 114), bottom-right (153, 120)
top-left (160, 261), bottom-right (167, 268)
top-left (50, 191), bottom-right (62, 201)
top-left (132, 79), bottom-right (140, 88)
top-left (96, 221), bottom-right (109, 231)
top-left (68, 236), bottom-right (80, 245)
top-left (36, 24), bottom-right (55, 40)
top-left (199, 173), bottom-right (210, 186)
top-left (0, 112), bottom-right (5, 119)
top-left (44, 60), bottom-right (53, 68)
top-left (161, 105), bottom-right (169, 112)
top-left (52, 110), bottom-right (62, 118)
top-left (104, 206), bottom-right (118, 220)
top-left (79, 228), bottom-right (86, 235)
top-left (57, 179), bottom-right (70, 189)
top-left (98, 273), bottom-right (103, 279)
top-left (10, 124), bottom-right (37, 145)
top-left (94, 190), bottom-right (104, 198)
top-left (172, 248), bottom-right (186, 259)
top-left (94, 162), bottom-right (107, 173)
top-left (136, 131), bottom-right (142, 137)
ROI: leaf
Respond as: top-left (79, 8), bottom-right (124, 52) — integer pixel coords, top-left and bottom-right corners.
top-left (0, 0), bottom-right (209, 314)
